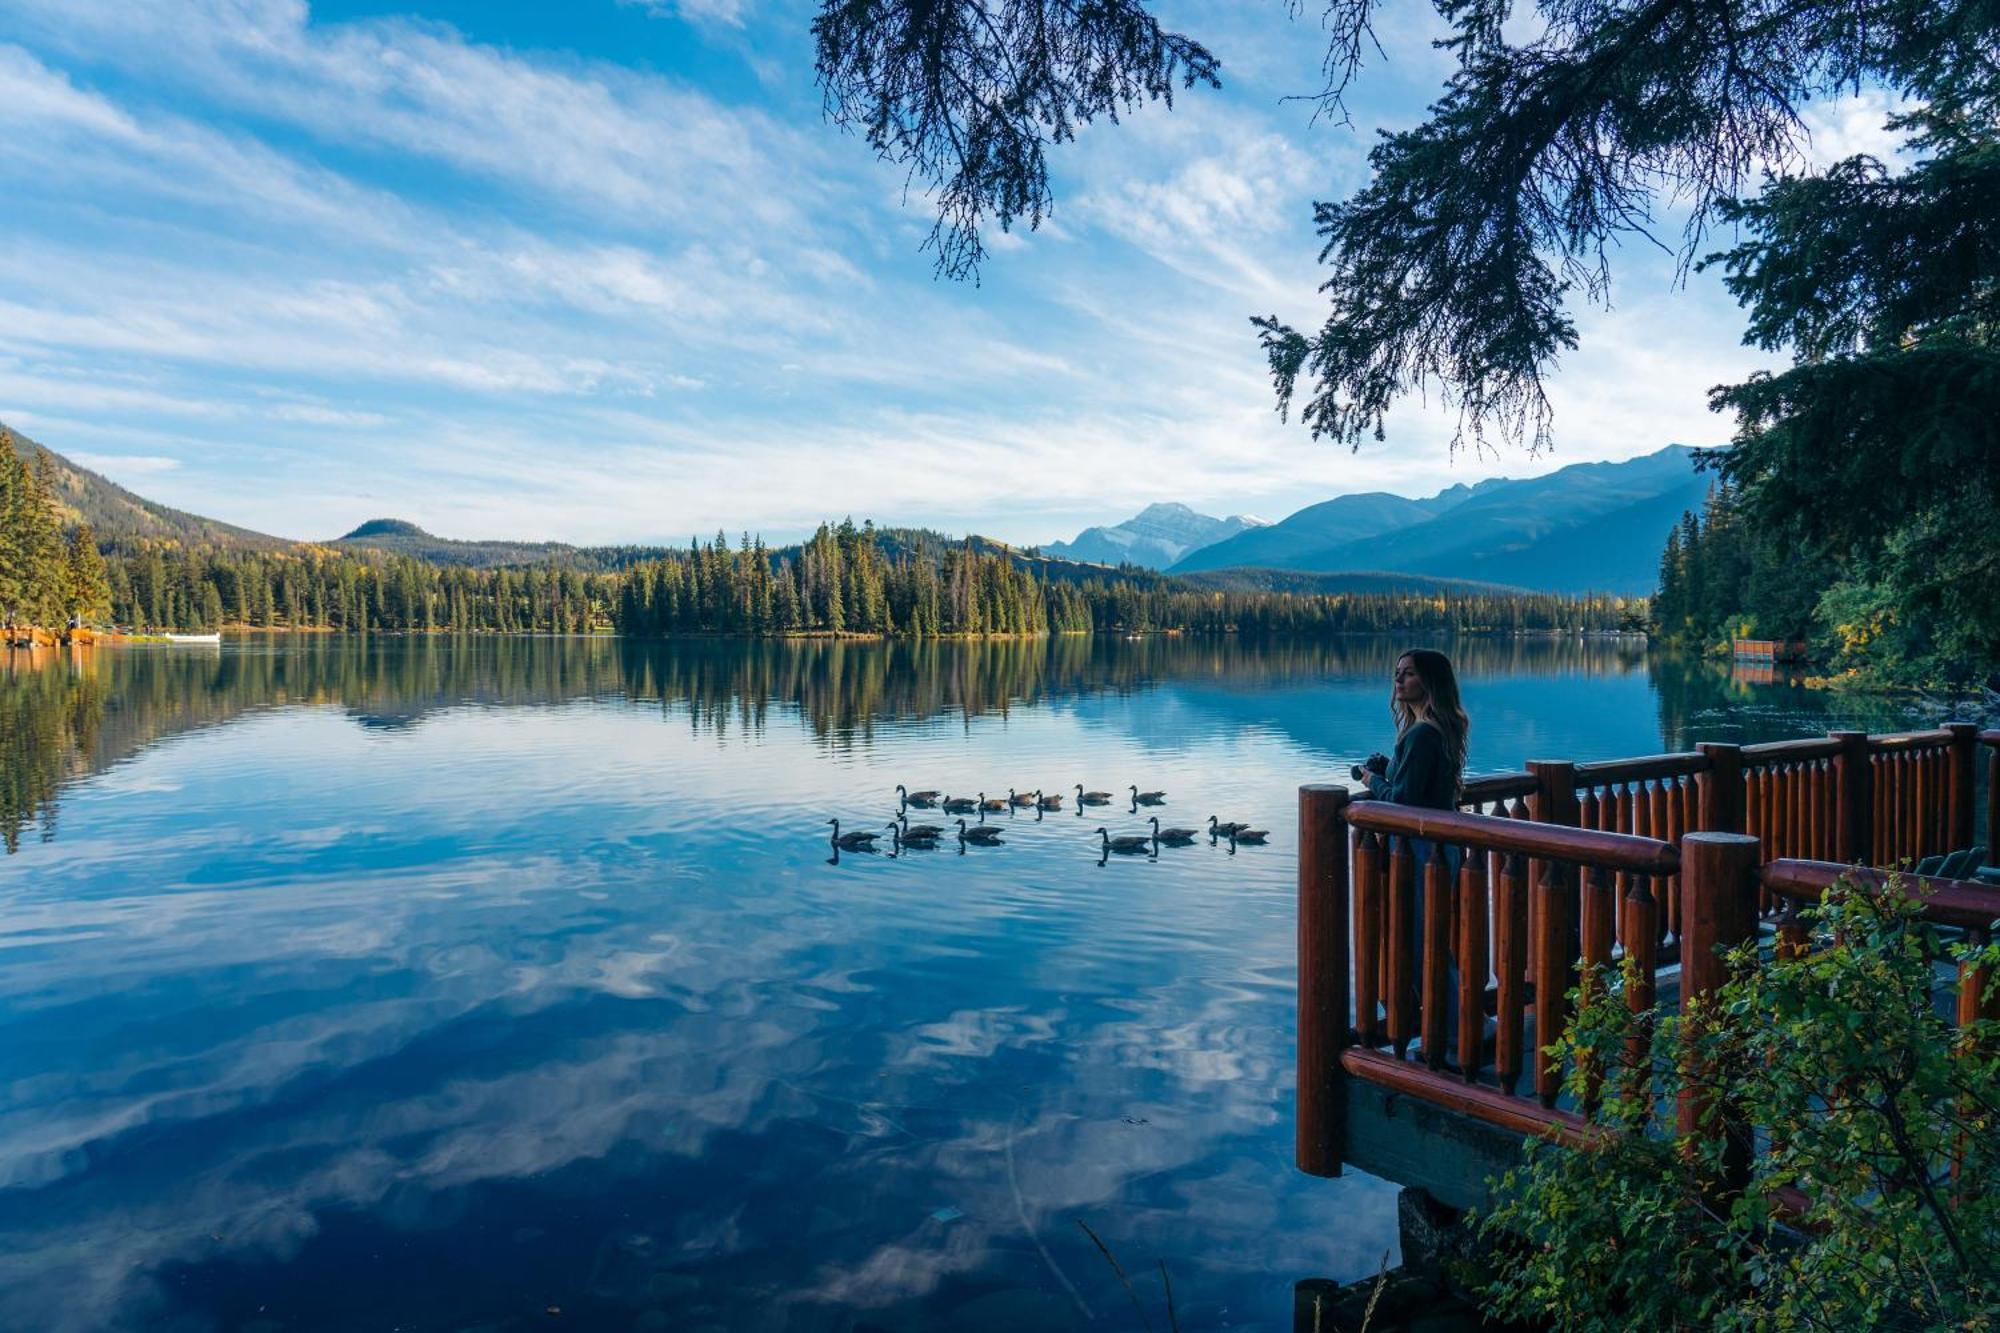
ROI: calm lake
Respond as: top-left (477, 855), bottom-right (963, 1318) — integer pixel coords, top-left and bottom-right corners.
top-left (0, 635), bottom-right (1947, 1332)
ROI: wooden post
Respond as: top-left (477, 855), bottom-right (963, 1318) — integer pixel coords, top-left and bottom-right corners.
top-left (1527, 760), bottom-right (1578, 1001)
top-left (1298, 784), bottom-right (1352, 1178)
top-left (1495, 852), bottom-right (1528, 1097)
top-left (1697, 742), bottom-right (1744, 835)
top-left (1832, 728), bottom-right (1872, 860)
top-left (1678, 831), bottom-right (1760, 1199)
top-left (1985, 732), bottom-right (1999, 854)
top-left (1945, 723), bottom-right (1978, 853)
top-left (1528, 760), bottom-right (1581, 828)
top-left (1533, 859), bottom-right (1576, 1110)
top-left (1353, 831), bottom-right (1383, 1047)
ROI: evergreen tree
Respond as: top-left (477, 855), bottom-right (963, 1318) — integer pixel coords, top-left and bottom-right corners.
top-left (816, 0), bottom-right (1996, 680)
top-left (62, 524), bottom-right (111, 626)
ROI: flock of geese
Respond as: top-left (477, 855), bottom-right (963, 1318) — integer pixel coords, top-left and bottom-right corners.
top-left (825, 783), bottom-right (1269, 861)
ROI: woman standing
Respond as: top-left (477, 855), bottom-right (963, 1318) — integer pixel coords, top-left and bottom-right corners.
top-left (1354, 648), bottom-right (1468, 811)
top-left (1354, 648), bottom-right (1470, 1059)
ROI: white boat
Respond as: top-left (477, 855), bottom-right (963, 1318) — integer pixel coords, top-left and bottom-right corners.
top-left (164, 633), bottom-right (222, 644)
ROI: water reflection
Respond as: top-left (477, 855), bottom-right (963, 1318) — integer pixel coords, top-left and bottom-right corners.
top-left (5, 629), bottom-right (1881, 855)
top-left (0, 635), bottom-right (1950, 1332)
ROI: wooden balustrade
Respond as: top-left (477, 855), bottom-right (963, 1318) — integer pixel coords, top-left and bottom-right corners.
top-left (1444, 725), bottom-right (1982, 873)
top-left (1301, 723), bottom-right (1993, 1188)
top-left (1297, 792), bottom-right (1678, 1175)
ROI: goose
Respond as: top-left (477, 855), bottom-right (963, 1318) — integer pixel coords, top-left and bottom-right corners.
top-left (889, 821), bottom-right (941, 848)
top-left (898, 812), bottom-right (948, 840)
top-left (1075, 784), bottom-right (1115, 806)
top-left (827, 819), bottom-right (881, 849)
top-left (941, 796), bottom-right (978, 814)
top-left (956, 818), bottom-right (1004, 845)
top-left (1130, 785), bottom-right (1168, 806)
top-left (1149, 816), bottom-right (1199, 845)
top-left (1230, 828), bottom-right (1271, 845)
top-left (898, 785), bottom-right (942, 807)
top-left (978, 792), bottom-right (1010, 813)
top-left (1208, 815), bottom-right (1251, 837)
top-left (1035, 790), bottom-right (1064, 810)
top-left (1097, 827), bottom-right (1154, 855)
top-left (1008, 788), bottom-right (1038, 808)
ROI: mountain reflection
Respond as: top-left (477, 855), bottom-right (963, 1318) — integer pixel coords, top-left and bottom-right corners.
top-left (7, 631), bottom-right (1933, 856)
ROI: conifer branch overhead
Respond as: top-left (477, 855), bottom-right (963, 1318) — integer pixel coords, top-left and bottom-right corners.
top-left (813, 0), bottom-right (1223, 279)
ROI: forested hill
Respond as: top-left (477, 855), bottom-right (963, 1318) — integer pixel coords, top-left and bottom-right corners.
top-left (6, 423), bottom-right (1642, 638)
top-left (329, 519), bottom-right (993, 574)
top-left (330, 518), bottom-right (629, 570)
top-left (3, 424), bottom-right (292, 553)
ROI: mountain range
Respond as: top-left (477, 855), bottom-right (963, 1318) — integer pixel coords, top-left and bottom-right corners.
top-left (1170, 445), bottom-right (1706, 594)
top-left (6, 419), bottom-right (1702, 596)
top-left (1042, 503), bottom-right (1265, 568)
top-left (1040, 446), bottom-right (1705, 595)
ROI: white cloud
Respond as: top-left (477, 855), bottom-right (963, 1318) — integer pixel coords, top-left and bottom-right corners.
top-left (0, 0), bottom-right (1775, 543)
top-left (621, 0), bottom-right (751, 28)
top-left (1798, 88), bottom-right (1915, 168)
top-left (64, 452), bottom-right (181, 475)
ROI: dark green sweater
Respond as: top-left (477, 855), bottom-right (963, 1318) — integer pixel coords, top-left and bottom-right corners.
top-left (1363, 720), bottom-right (1457, 810)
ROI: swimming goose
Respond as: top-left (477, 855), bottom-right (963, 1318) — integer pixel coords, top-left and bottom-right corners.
top-left (1208, 816), bottom-right (1250, 837)
top-left (898, 785), bottom-right (942, 807)
top-left (1008, 788), bottom-right (1038, 807)
top-left (1230, 828), bottom-right (1270, 845)
top-left (889, 821), bottom-right (941, 848)
top-left (1035, 790), bottom-right (1064, 810)
top-left (1149, 816), bottom-right (1199, 845)
top-left (897, 813), bottom-right (948, 840)
top-left (978, 792), bottom-right (1009, 813)
top-left (1130, 785), bottom-right (1167, 806)
top-left (956, 818), bottom-right (1004, 844)
top-left (827, 819), bottom-right (881, 849)
top-left (1075, 784), bottom-right (1114, 806)
top-left (941, 796), bottom-right (978, 814)
top-left (1097, 827), bottom-right (1154, 855)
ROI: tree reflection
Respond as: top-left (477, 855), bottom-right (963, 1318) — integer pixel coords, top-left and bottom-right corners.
top-left (1, 632), bottom-right (1673, 853)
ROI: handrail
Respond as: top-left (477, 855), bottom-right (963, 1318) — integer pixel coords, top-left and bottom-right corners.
top-left (1345, 801), bottom-right (1680, 874)
top-left (1739, 737), bottom-right (1843, 763)
top-left (1461, 771), bottom-right (1537, 803)
top-left (1760, 859), bottom-right (2000, 930)
top-left (1573, 751), bottom-right (1707, 784)
top-left (1866, 728), bottom-right (1954, 752)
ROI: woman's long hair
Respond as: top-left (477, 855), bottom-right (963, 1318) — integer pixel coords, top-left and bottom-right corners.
top-left (1392, 648), bottom-right (1469, 798)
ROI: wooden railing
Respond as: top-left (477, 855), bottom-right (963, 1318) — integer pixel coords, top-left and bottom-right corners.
top-left (1452, 723), bottom-right (1989, 871)
top-left (1298, 785), bottom-right (1679, 1174)
top-left (1301, 723), bottom-right (2000, 1184)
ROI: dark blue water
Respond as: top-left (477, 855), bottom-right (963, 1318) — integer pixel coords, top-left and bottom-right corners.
top-left (0, 636), bottom-right (1941, 1331)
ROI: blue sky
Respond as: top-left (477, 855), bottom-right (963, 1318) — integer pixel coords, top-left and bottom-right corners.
top-left (0, 0), bottom-right (1899, 546)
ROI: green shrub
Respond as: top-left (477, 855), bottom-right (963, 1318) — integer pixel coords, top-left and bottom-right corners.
top-left (1479, 876), bottom-right (2000, 1330)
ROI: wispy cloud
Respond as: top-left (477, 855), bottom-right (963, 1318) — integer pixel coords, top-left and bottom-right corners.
top-left (0, 0), bottom-right (1769, 545)
top-left (66, 452), bottom-right (181, 475)
top-left (620, 0), bottom-right (752, 29)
